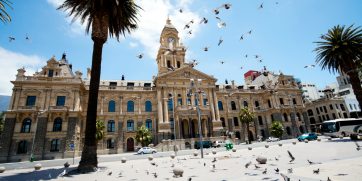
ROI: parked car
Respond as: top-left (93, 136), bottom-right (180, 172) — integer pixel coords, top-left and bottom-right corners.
top-left (266, 137), bottom-right (280, 142)
top-left (297, 133), bottom-right (318, 141)
top-left (137, 147), bottom-right (157, 154)
top-left (212, 140), bottom-right (227, 148)
top-left (194, 141), bottom-right (212, 149)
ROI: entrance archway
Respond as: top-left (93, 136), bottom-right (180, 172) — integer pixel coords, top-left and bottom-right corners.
top-left (181, 119), bottom-right (190, 138)
top-left (126, 137), bottom-right (134, 152)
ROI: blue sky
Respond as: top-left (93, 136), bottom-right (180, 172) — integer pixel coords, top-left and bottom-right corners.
top-left (0, 0), bottom-right (362, 95)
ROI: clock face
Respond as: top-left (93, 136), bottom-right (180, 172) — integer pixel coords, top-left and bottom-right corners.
top-left (168, 37), bottom-right (175, 43)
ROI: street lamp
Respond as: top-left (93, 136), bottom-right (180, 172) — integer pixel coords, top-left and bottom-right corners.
top-left (30, 108), bottom-right (47, 162)
top-left (189, 78), bottom-right (204, 158)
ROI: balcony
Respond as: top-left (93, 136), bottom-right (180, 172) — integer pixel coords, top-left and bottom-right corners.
top-left (18, 106), bottom-right (37, 111)
top-left (49, 106), bottom-right (68, 112)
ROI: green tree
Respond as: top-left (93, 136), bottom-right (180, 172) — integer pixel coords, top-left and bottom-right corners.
top-left (270, 121), bottom-right (284, 138)
top-left (315, 25), bottom-right (362, 109)
top-left (135, 125), bottom-right (152, 147)
top-left (0, 0), bottom-right (12, 24)
top-left (239, 107), bottom-right (255, 144)
top-left (58, 0), bottom-right (141, 172)
top-left (95, 120), bottom-right (105, 142)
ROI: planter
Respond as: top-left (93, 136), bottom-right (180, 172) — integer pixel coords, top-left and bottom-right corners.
top-left (278, 143), bottom-right (283, 147)
top-left (148, 155), bottom-right (153, 161)
top-left (170, 153), bottom-right (175, 159)
top-left (256, 156), bottom-right (267, 164)
top-left (212, 150), bottom-right (217, 155)
top-left (121, 157), bottom-right (127, 163)
top-left (193, 151), bottom-right (198, 157)
top-left (292, 141), bottom-right (297, 145)
top-left (265, 145), bottom-right (269, 148)
top-left (232, 148), bottom-right (237, 152)
top-left (173, 168), bottom-right (184, 177)
top-left (0, 167), bottom-right (5, 173)
top-left (248, 147), bottom-right (252, 150)
top-left (34, 163), bottom-right (42, 170)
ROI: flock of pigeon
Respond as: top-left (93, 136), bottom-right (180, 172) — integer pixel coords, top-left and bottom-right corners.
top-left (134, 2), bottom-right (315, 72)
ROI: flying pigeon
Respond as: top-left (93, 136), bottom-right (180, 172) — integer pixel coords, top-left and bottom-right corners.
top-left (25, 34), bottom-right (31, 41)
top-left (217, 21), bottom-right (226, 29)
top-left (188, 30), bottom-right (192, 35)
top-left (258, 3), bottom-right (264, 9)
top-left (287, 150), bottom-right (295, 162)
top-left (200, 17), bottom-right (208, 24)
top-left (179, 8), bottom-right (183, 13)
top-left (8, 36), bottom-right (15, 42)
top-left (218, 37), bottom-right (223, 46)
top-left (220, 61), bottom-right (225, 64)
top-left (223, 3), bottom-right (232, 9)
top-left (203, 47), bottom-right (209, 51)
top-left (240, 35), bottom-right (244, 40)
top-left (137, 53), bottom-right (144, 59)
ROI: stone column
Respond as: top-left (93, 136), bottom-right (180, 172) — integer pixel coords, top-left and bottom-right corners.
top-left (182, 88), bottom-right (187, 107)
top-left (213, 90), bottom-right (220, 121)
top-left (119, 96), bottom-right (123, 114)
top-left (208, 89), bottom-right (216, 122)
top-left (100, 96), bottom-right (104, 115)
top-left (157, 90), bottom-right (164, 123)
top-left (138, 97), bottom-right (141, 114)
top-left (163, 94), bottom-right (169, 123)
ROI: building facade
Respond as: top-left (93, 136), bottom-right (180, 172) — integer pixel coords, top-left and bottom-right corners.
top-left (0, 19), bottom-right (308, 162)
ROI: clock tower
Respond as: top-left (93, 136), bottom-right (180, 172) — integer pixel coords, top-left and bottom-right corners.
top-left (156, 18), bottom-right (187, 75)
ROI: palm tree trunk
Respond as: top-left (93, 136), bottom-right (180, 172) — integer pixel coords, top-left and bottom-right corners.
top-left (246, 123), bottom-right (250, 144)
top-left (78, 39), bottom-right (104, 172)
top-left (348, 71), bottom-right (362, 113)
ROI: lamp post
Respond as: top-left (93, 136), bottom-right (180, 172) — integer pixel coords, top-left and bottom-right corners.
top-left (189, 78), bottom-right (204, 158)
top-left (30, 108), bottom-right (46, 162)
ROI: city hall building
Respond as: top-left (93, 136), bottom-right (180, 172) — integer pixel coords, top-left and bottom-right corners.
top-left (0, 19), bottom-right (308, 162)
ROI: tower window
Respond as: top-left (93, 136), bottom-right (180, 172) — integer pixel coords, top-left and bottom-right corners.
top-left (177, 61), bottom-right (181, 68)
top-left (167, 60), bottom-right (171, 68)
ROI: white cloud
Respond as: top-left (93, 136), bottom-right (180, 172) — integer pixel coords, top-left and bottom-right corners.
top-left (132, 0), bottom-right (201, 58)
top-left (129, 42), bottom-right (139, 48)
top-left (0, 47), bottom-right (45, 95)
top-left (47, 0), bottom-right (202, 58)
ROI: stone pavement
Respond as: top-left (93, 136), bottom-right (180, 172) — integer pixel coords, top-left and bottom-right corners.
top-left (0, 138), bottom-right (361, 181)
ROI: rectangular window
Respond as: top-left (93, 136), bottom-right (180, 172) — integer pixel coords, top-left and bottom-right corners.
top-left (107, 121), bottom-right (115, 132)
top-left (177, 98), bottom-right (182, 106)
top-left (279, 98), bottom-right (284, 105)
top-left (323, 106), bottom-right (327, 113)
top-left (26, 96), bottom-right (36, 106)
top-left (292, 98), bottom-right (297, 105)
top-left (203, 99), bottom-right (208, 106)
top-left (187, 98), bottom-right (191, 106)
top-left (127, 122), bottom-right (134, 131)
top-left (233, 117), bottom-right (239, 127)
top-left (56, 96), bottom-right (66, 106)
top-left (48, 69), bottom-right (54, 77)
top-left (50, 139), bottom-right (60, 152)
top-left (107, 139), bottom-right (115, 149)
top-left (168, 99), bottom-right (173, 111)
top-left (329, 104), bottom-right (333, 110)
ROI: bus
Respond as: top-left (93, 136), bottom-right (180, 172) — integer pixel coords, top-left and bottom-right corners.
top-left (321, 118), bottom-right (362, 139)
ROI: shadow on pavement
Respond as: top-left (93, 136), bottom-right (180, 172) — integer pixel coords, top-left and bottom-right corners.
top-left (0, 167), bottom-right (76, 181)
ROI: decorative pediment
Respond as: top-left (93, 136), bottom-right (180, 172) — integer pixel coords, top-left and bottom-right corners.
top-left (155, 66), bottom-right (217, 83)
top-left (53, 89), bottom-right (71, 95)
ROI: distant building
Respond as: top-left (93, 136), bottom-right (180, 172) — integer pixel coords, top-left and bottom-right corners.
top-left (335, 74), bottom-right (361, 117)
top-left (300, 83), bottom-right (324, 101)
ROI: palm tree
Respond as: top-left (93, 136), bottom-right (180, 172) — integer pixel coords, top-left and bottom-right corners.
top-left (270, 121), bottom-right (284, 139)
top-left (58, 0), bottom-right (141, 172)
top-left (0, 0), bottom-right (12, 23)
top-left (95, 120), bottom-right (105, 142)
top-left (315, 25), bottom-right (362, 109)
top-left (135, 125), bottom-right (152, 147)
top-left (239, 107), bottom-right (255, 144)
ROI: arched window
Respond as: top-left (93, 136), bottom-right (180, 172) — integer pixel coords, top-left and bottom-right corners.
top-left (296, 113), bottom-right (301, 121)
top-left (283, 113), bottom-right (288, 122)
top-left (50, 139), bottom-right (60, 152)
top-left (17, 140), bottom-right (28, 154)
top-left (307, 109), bottom-right (314, 116)
top-left (107, 120), bottom-right (115, 132)
top-left (231, 101), bottom-right (236, 110)
top-left (218, 101), bottom-right (224, 111)
top-left (108, 100), bottom-right (116, 112)
top-left (127, 120), bottom-right (134, 131)
top-left (168, 99), bottom-right (173, 111)
top-left (127, 101), bottom-right (134, 112)
top-left (233, 117), bottom-right (239, 126)
top-left (255, 101), bottom-right (260, 108)
top-left (310, 117), bottom-right (316, 124)
top-left (243, 101), bottom-right (248, 108)
top-left (258, 116), bottom-right (263, 125)
top-left (220, 117), bottom-right (226, 127)
top-left (145, 119), bottom-right (152, 130)
top-left (53, 117), bottom-right (62, 132)
top-left (286, 127), bottom-right (291, 135)
top-left (107, 139), bottom-right (115, 149)
top-left (21, 118), bottom-right (31, 133)
top-left (267, 99), bottom-right (272, 108)
top-left (145, 101), bottom-right (152, 112)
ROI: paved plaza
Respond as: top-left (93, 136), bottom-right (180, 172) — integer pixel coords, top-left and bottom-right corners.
top-left (0, 138), bottom-right (361, 181)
